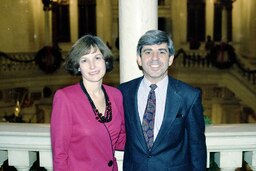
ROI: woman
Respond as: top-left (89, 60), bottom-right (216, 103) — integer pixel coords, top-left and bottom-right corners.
top-left (50, 35), bottom-right (126, 171)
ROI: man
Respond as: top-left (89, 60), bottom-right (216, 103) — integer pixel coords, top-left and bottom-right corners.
top-left (118, 30), bottom-right (207, 171)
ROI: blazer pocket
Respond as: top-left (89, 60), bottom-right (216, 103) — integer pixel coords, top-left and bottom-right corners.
top-left (176, 114), bottom-right (184, 118)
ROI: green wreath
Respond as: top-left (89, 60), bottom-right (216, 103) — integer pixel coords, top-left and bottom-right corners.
top-left (210, 43), bottom-right (236, 69)
top-left (35, 46), bottom-right (62, 74)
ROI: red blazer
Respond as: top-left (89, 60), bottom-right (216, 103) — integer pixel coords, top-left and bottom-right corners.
top-left (51, 83), bottom-right (126, 171)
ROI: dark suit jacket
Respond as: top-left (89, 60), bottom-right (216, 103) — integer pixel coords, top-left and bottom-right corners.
top-left (118, 76), bottom-right (207, 171)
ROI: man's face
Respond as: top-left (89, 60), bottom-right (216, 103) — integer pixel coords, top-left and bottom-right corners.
top-left (137, 43), bottom-right (174, 83)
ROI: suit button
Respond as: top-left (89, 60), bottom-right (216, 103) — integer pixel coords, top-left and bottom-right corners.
top-left (108, 160), bottom-right (113, 167)
top-left (148, 155), bottom-right (152, 158)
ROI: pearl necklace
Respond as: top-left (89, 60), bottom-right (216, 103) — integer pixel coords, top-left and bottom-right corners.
top-left (80, 80), bottom-right (112, 123)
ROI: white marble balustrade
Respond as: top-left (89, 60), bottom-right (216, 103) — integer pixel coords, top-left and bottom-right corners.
top-left (0, 123), bottom-right (256, 171)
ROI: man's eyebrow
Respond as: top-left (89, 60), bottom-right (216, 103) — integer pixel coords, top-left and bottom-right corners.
top-left (159, 48), bottom-right (168, 52)
top-left (142, 48), bottom-right (152, 52)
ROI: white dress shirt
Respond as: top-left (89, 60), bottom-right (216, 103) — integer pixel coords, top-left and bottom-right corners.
top-left (137, 76), bottom-right (168, 141)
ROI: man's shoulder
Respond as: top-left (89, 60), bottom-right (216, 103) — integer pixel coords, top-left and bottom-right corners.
top-left (168, 76), bottom-right (200, 94)
top-left (118, 77), bottom-right (142, 89)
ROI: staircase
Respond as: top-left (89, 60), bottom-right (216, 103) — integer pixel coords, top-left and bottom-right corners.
top-left (172, 49), bottom-right (256, 123)
top-left (0, 49), bottom-right (255, 123)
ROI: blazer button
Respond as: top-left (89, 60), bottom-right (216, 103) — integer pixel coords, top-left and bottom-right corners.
top-left (108, 160), bottom-right (113, 167)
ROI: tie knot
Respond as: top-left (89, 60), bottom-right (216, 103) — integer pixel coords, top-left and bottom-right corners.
top-left (150, 84), bottom-right (157, 91)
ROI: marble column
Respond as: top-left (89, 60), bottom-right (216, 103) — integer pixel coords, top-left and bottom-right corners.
top-left (205, 0), bottom-right (214, 38)
top-left (69, 0), bottom-right (78, 43)
top-left (246, 0), bottom-right (256, 59)
top-left (211, 100), bottom-right (223, 124)
top-left (119, 0), bottom-right (158, 83)
top-left (42, 1), bottom-right (52, 46)
top-left (96, 0), bottom-right (112, 45)
top-left (221, 7), bottom-right (228, 41)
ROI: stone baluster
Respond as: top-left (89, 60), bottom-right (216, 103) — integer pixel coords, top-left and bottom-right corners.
top-left (244, 151), bottom-right (256, 171)
top-left (214, 151), bottom-right (243, 170)
top-left (8, 150), bottom-right (37, 171)
top-left (39, 150), bottom-right (53, 171)
top-left (0, 150), bottom-right (8, 167)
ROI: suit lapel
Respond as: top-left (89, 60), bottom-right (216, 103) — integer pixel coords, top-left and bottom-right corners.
top-left (152, 77), bottom-right (182, 150)
top-left (128, 78), bottom-right (149, 151)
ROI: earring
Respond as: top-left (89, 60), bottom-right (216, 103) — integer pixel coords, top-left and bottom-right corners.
top-left (78, 68), bottom-right (81, 72)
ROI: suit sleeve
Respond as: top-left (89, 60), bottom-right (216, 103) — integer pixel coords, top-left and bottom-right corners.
top-left (50, 90), bottom-right (72, 171)
top-left (115, 91), bottom-right (126, 151)
top-left (186, 91), bottom-right (207, 171)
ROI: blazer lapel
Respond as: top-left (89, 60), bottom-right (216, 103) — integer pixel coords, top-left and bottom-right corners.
top-left (127, 77), bottom-right (149, 151)
top-left (152, 77), bottom-right (182, 150)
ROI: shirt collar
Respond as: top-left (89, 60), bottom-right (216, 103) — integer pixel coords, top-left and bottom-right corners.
top-left (142, 76), bottom-right (168, 90)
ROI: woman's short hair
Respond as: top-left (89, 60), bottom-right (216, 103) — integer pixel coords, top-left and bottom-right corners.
top-left (136, 30), bottom-right (175, 57)
top-left (65, 35), bottom-right (113, 75)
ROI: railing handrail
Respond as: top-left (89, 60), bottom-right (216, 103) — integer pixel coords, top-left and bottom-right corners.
top-left (0, 123), bottom-right (256, 170)
top-left (2, 123), bottom-right (255, 140)
top-left (0, 123), bottom-right (51, 150)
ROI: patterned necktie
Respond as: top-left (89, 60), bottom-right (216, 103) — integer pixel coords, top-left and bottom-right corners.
top-left (142, 84), bottom-right (157, 150)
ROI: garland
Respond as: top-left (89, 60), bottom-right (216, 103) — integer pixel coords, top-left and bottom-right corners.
top-left (1, 46), bottom-right (63, 74)
top-left (0, 52), bottom-right (34, 63)
top-left (175, 47), bottom-right (256, 74)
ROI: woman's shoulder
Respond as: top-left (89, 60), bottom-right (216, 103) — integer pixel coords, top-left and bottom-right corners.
top-left (103, 84), bottom-right (122, 96)
top-left (54, 83), bottom-right (81, 96)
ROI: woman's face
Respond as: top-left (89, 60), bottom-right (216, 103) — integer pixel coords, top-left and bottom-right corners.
top-left (79, 46), bottom-right (106, 83)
